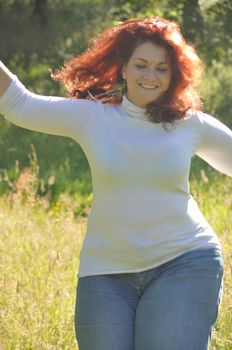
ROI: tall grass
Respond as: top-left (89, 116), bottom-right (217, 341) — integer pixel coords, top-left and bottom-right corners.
top-left (0, 157), bottom-right (231, 349)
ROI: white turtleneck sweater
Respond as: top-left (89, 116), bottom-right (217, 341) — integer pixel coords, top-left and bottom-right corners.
top-left (1, 76), bottom-right (232, 277)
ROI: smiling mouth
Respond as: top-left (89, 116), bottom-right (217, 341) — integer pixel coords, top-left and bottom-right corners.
top-left (139, 84), bottom-right (159, 89)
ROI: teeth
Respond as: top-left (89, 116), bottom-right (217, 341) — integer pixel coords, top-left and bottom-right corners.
top-left (140, 84), bottom-right (158, 89)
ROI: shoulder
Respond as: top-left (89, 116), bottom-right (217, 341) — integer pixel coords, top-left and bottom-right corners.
top-left (88, 99), bottom-right (121, 119)
top-left (184, 109), bottom-right (232, 147)
top-left (181, 109), bottom-right (218, 128)
top-left (81, 97), bottom-right (118, 109)
top-left (70, 99), bottom-right (121, 128)
top-left (185, 109), bottom-right (223, 124)
top-left (185, 109), bottom-right (230, 132)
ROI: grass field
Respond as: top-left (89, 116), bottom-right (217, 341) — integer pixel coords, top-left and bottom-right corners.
top-left (0, 167), bottom-right (231, 350)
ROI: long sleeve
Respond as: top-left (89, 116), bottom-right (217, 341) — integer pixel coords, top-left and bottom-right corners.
top-left (196, 111), bottom-right (232, 177)
top-left (0, 75), bottom-right (96, 143)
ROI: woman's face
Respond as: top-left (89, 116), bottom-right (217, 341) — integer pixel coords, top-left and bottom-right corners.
top-left (122, 41), bottom-right (171, 107)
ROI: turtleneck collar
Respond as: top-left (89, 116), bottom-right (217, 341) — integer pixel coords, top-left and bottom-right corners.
top-left (121, 94), bottom-right (150, 121)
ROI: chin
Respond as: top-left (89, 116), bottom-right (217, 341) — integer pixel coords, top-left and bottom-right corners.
top-left (140, 98), bottom-right (158, 107)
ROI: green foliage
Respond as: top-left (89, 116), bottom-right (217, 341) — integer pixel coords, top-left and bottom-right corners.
top-left (199, 62), bottom-right (232, 126)
top-left (199, 0), bottom-right (232, 64)
top-left (0, 2), bottom-right (231, 348)
top-left (0, 0), bottom-right (231, 200)
top-left (0, 136), bottom-right (92, 201)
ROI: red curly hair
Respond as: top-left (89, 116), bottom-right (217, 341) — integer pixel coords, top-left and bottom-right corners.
top-left (52, 17), bottom-right (203, 123)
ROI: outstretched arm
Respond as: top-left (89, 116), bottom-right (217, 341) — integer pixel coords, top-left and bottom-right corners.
top-left (0, 62), bottom-right (97, 143)
top-left (0, 61), bottom-right (14, 96)
top-left (196, 112), bottom-right (232, 177)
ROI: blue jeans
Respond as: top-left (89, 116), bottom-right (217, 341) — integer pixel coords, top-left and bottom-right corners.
top-left (75, 247), bottom-right (223, 350)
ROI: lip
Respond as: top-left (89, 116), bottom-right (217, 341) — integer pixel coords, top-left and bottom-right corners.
top-left (139, 83), bottom-right (159, 89)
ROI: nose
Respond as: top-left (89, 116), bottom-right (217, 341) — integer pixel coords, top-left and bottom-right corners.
top-left (144, 68), bottom-right (159, 81)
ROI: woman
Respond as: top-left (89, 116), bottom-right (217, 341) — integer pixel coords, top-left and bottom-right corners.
top-left (0, 17), bottom-right (232, 350)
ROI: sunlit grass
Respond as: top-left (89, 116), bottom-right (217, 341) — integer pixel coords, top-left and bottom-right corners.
top-left (0, 180), bottom-right (87, 349)
top-left (191, 170), bottom-right (232, 350)
top-left (0, 166), bottom-right (231, 349)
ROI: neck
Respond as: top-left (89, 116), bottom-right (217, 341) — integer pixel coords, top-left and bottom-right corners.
top-left (121, 95), bottom-right (149, 120)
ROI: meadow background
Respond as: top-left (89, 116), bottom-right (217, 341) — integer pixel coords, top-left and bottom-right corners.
top-left (0, 0), bottom-right (232, 349)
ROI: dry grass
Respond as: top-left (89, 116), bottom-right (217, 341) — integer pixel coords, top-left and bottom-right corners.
top-left (0, 168), bottom-right (231, 349)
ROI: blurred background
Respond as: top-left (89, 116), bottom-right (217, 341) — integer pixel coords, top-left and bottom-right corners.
top-left (0, 0), bottom-right (231, 203)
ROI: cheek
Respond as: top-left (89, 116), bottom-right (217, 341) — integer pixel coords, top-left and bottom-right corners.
top-left (127, 65), bottom-right (141, 79)
top-left (162, 73), bottom-right (171, 88)
top-left (167, 71), bottom-right (172, 82)
top-left (126, 72), bottom-right (139, 88)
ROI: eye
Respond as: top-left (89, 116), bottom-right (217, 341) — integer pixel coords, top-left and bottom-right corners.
top-left (135, 64), bottom-right (146, 69)
top-left (157, 66), bottom-right (169, 72)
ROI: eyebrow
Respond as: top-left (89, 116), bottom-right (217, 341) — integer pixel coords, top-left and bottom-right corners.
top-left (134, 58), bottom-right (169, 65)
